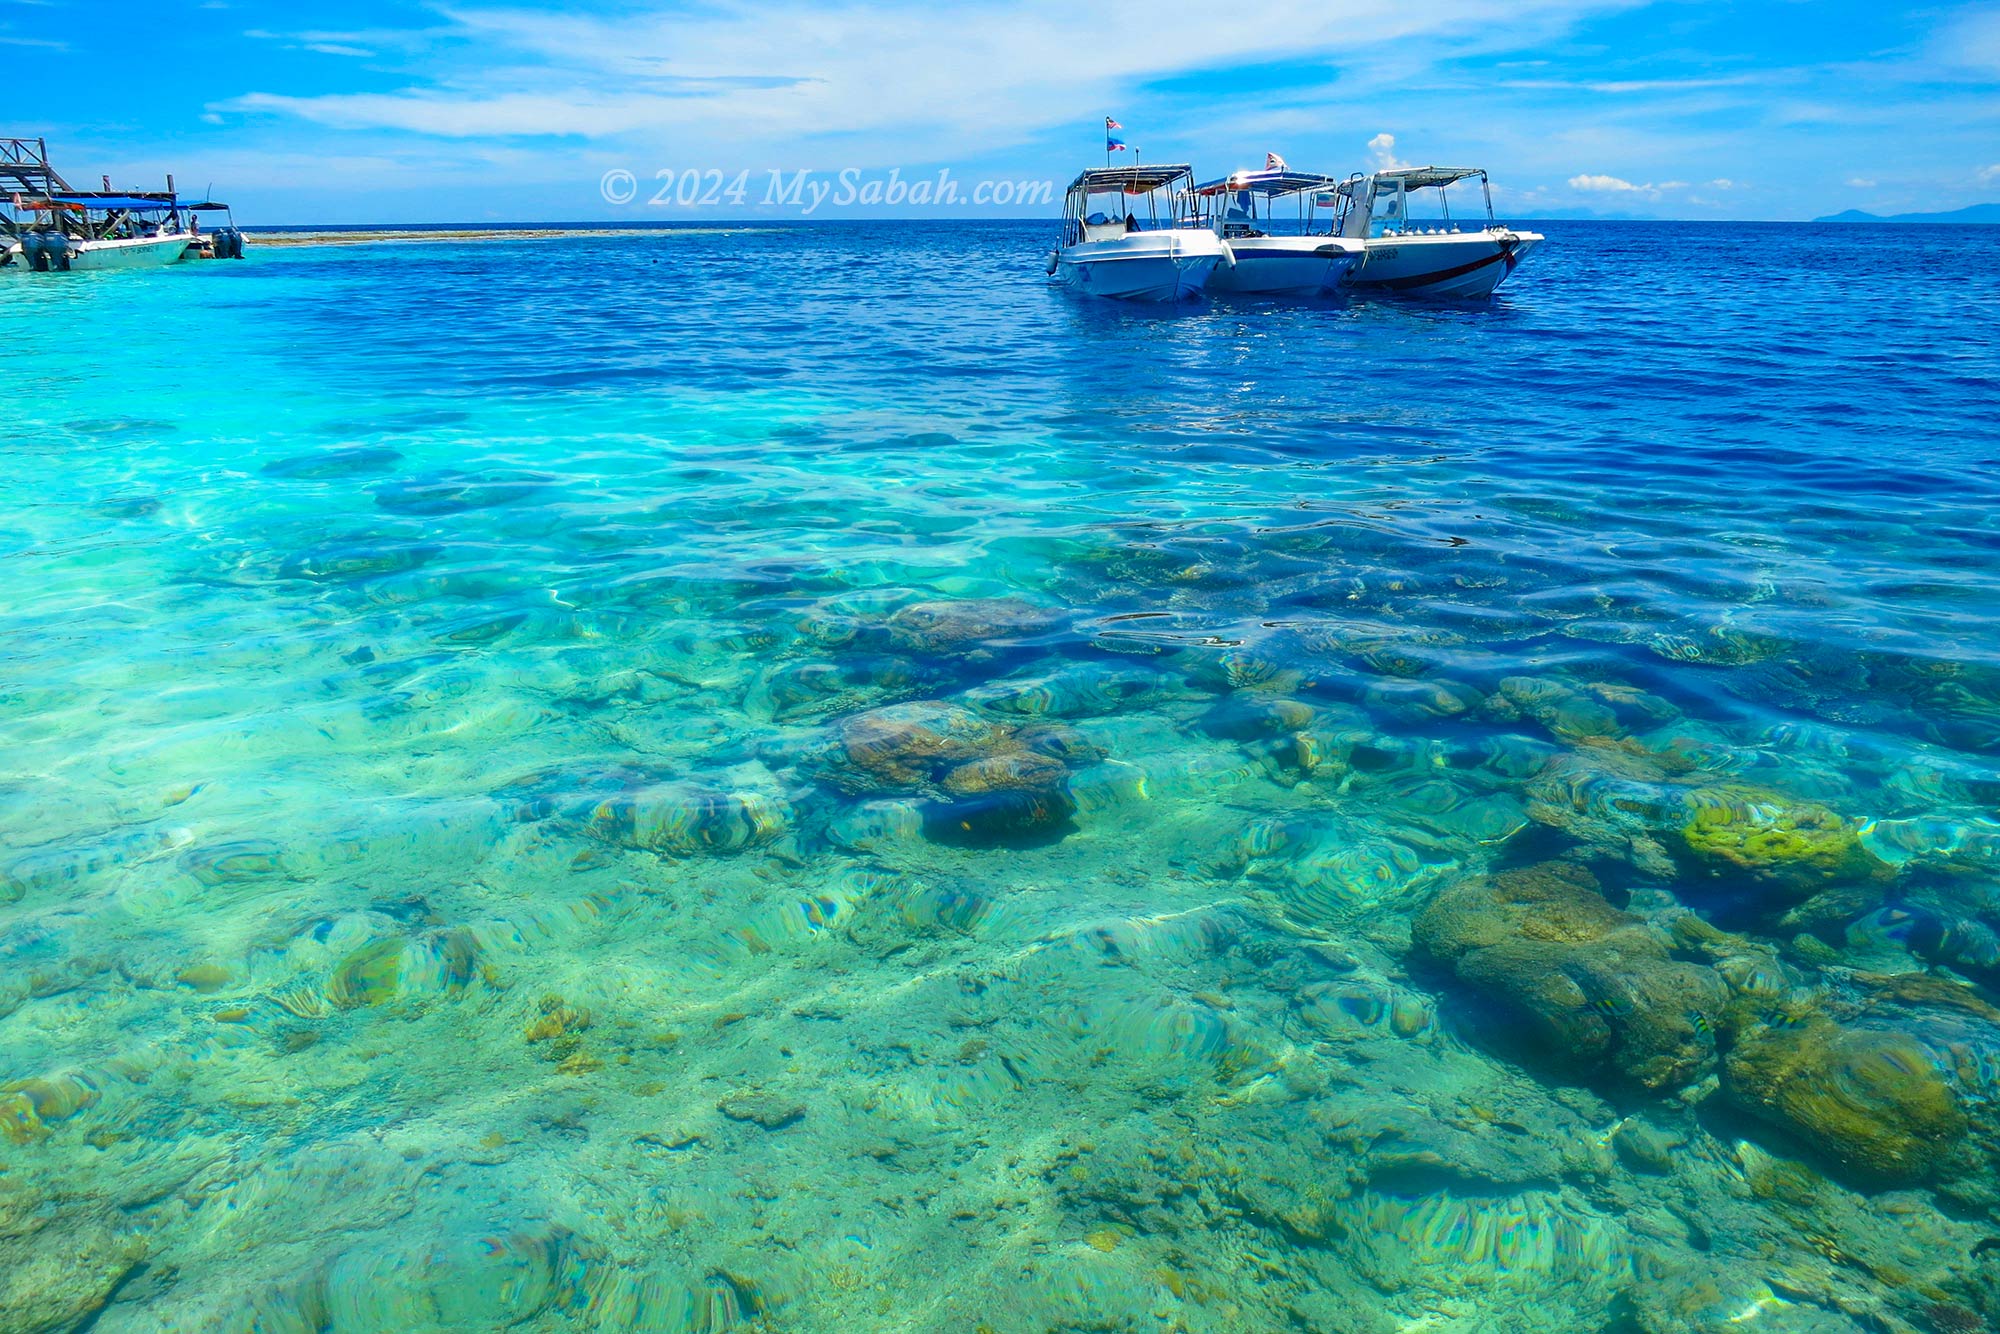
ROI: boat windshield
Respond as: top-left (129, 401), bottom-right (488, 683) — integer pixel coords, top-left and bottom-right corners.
top-left (1185, 171), bottom-right (1344, 239)
top-left (1336, 168), bottom-right (1496, 239)
top-left (1061, 166), bottom-right (1193, 246)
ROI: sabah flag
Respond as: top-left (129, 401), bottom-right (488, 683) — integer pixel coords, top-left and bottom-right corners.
top-left (1106, 117), bottom-right (1127, 151)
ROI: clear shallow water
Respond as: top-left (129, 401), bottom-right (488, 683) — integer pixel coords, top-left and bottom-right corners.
top-left (3, 220), bottom-right (2000, 1333)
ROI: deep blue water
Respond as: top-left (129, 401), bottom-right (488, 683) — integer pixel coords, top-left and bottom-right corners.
top-left (3, 219), bottom-right (2000, 1333)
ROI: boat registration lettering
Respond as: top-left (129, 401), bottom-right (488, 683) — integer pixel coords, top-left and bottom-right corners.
top-left (1371, 247), bottom-right (1399, 260)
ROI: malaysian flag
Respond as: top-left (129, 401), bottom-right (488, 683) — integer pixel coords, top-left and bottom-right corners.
top-left (1266, 151), bottom-right (1288, 172)
top-left (1106, 117), bottom-right (1127, 152)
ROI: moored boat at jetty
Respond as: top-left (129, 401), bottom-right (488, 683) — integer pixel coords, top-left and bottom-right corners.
top-left (1334, 166), bottom-right (1540, 298)
top-left (1185, 168), bottom-right (1364, 296)
top-left (1049, 165), bottom-right (1229, 301)
top-left (2, 136), bottom-right (243, 273)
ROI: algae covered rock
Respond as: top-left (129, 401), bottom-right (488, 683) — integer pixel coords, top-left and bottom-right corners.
top-left (0, 1073), bottom-right (100, 1144)
top-left (1413, 862), bottom-right (1724, 1092)
top-left (1722, 1019), bottom-right (1967, 1185)
top-left (1671, 785), bottom-right (1890, 894)
top-left (0, 1219), bottom-right (144, 1334)
top-left (827, 700), bottom-right (1005, 793)
top-left (882, 597), bottom-right (1065, 656)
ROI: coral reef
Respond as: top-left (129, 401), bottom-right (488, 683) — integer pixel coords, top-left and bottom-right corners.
top-left (1413, 862), bottom-right (1725, 1091)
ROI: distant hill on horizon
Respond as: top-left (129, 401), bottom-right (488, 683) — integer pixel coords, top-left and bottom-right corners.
top-left (1815, 202), bottom-right (2000, 224)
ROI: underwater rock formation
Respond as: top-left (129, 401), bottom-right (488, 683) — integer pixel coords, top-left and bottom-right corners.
top-left (821, 700), bottom-right (1006, 795)
top-left (962, 661), bottom-right (1161, 719)
top-left (372, 468), bottom-right (552, 515)
top-left (1722, 1018), bottom-right (1968, 1186)
top-left (0, 1073), bottom-right (100, 1145)
top-left (585, 783), bottom-right (790, 856)
top-left (1413, 862), bottom-right (1725, 1092)
top-left (881, 597), bottom-right (1065, 657)
top-left (262, 445), bottom-right (405, 479)
top-left (1672, 785), bottom-right (1890, 891)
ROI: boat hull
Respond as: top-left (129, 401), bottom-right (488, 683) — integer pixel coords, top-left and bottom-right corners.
top-left (1346, 231), bottom-right (1541, 298)
top-left (5, 232), bottom-right (195, 272)
top-left (1206, 236), bottom-right (1364, 295)
top-left (1054, 230), bottom-right (1225, 301)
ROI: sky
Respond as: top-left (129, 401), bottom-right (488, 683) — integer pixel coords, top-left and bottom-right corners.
top-left (5, 0), bottom-right (1998, 223)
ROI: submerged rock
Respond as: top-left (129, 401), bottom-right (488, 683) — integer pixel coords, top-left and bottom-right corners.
top-left (1672, 785), bottom-right (1889, 891)
top-left (0, 1073), bottom-right (100, 1144)
top-left (180, 839), bottom-right (288, 887)
top-left (261, 445), bottom-right (405, 479)
top-left (325, 929), bottom-right (479, 1010)
top-left (883, 597), bottom-right (1066, 656)
top-left (0, 1218), bottom-right (144, 1334)
top-left (718, 1091), bottom-right (806, 1129)
top-left (313, 1222), bottom-right (588, 1332)
top-left (1197, 695), bottom-right (1318, 741)
top-left (372, 469), bottom-right (551, 515)
top-left (747, 654), bottom-right (935, 721)
top-left (1413, 862), bottom-right (1724, 1092)
top-left (278, 538), bottom-right (441, 583)
top-left (586, 783), bottom-right (789, 855)
top-left (829, 700), bottom-right (1005, 793)
top-left (923, 786), bottom-right (1079, 847)
top-left (1723, 1019), bottom-right (1967, 1185)
top-left (962, 661), bottom-right (1159, 718)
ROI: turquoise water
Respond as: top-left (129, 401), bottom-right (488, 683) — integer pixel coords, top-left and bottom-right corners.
top-left (4, 220), bottom-right (2000, 1333)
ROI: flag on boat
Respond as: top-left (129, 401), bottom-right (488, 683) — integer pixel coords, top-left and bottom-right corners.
top-left (1266, 151), bottom-right (1287, 171)
top-left (1105, 117), bottom-right (1127, 152)
top-left (1313, 191), bottom-right (1337, 208)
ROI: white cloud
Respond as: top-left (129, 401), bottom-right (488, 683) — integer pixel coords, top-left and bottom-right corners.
top-left (1846, 176), bottom-right (1877, 188)
top-left (1936, 7), bottom-right (2000, 75)
top-left (1568, 173), bottom-right (1643, 192)
top-left (1567, 172), bottom-right (1696, 200)
top-left (1366, 132), bottom-right (1408, 171)
top-left (223, 0), bottom-right (1644, 156)
top-left (1980, 164), bottom-right (2000, 185)
top-left (1708, 177), bottom-right (1734, 189)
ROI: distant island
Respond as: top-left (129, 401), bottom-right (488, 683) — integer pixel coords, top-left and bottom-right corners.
top-left (1815, 202), bottom-right (2000, 224)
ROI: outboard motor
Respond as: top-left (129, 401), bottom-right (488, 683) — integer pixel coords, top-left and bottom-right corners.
top-left (41, 232), bottom-right (71, 271)
top-left (21, 231), bottom-right (46, 270)
top-left (212, 227), bottom-right (245, 260)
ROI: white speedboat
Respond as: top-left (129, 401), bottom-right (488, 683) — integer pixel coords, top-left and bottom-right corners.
top-left (1050, 165), bottom-right (1227, 301)
top-left (1185, 168), bottom-right (1364, 295)
top-left (8, 227), bottom-right (196, 272)
top-left (1, 138), bottom-right (243, 273)
top-left (1334, 167), bottom-right (1541, 298)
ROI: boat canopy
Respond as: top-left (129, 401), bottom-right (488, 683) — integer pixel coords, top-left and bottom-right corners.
top-left (1338, 166), bottom-right (1485, 197)
top-left (50, 193), bottom-right (184, 211)
top-left (1191, 169), bottom-right (1340, 197)
top-left (1066, 165), bottom-right (1193, 196)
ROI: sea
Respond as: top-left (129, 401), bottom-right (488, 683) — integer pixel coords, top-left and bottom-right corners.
top-left (3, 219), bottom-right (2000, 1333)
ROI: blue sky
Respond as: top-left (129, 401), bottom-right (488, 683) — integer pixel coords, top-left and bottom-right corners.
top-left (6, 0), bottom-right (1997, 222)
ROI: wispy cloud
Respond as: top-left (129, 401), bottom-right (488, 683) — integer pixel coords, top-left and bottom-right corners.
top-left (1567, 172), bottom-right (1688, 199)
top-left (244, 26), bottom-right (453, 58)
top-left (1502, 74), bottom-right (1764, 94)
top-left (1569, 173), bottom-right (1644, 192)
top-left (223, 0), bottom-right (1646, 155)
